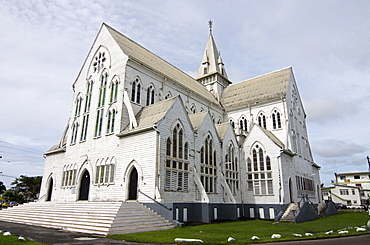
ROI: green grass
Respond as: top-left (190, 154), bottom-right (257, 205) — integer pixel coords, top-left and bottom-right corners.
top-left (0, 233), bottom-right (44, 245)
top-left (108, 211), bottom-right (369, 244)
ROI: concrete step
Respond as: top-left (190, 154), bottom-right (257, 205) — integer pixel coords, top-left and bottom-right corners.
top-left (280, 203), bottom-right (299, 222)
top-left (0, 201), bottom-right (174, 235)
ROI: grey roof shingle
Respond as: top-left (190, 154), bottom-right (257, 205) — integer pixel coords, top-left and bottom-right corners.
top-left (221, 67), bottom-right (292, 110)
top-left (215, 123), bottom-right (230, 141)
top-left (120, 96), bottom-right (179, 134)
top-left (188, 111), bottom-right (208, 131)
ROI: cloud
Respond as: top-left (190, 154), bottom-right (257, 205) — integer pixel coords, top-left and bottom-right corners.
top-left (313, 139), bottom-right (367, 158)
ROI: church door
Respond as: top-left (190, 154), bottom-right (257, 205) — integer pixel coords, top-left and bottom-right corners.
top-left (128, 167), bottom-right (138, 200)
top-left (289, 178), bottom-right (294, 203)
top-left (46, 177), bottom-right (53, 201)
top-left (79, 170), bottom-right (90, 200)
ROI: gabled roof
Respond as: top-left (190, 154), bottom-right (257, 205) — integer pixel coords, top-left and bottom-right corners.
top-left (119, 96), bottom-right (179, 135)
top-left (188, 111), bottom-right (208, 131)
top-left (215, 123), bottom-right (230, 141)
top-left (221, 67), bottom-right (292, 110)
top-left (258, 125), bottom-right (285, 149)
top-left (104, 24), bottom-right (219, 105)
top-left (44, 123), bottom-right (69, 155)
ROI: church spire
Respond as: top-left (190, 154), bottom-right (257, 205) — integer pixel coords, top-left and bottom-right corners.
top-left (196, 20), bottom-right (231, 101)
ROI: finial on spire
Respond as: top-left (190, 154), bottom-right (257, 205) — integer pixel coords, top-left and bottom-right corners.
top-left (208, 19), bottom-right (213, 33)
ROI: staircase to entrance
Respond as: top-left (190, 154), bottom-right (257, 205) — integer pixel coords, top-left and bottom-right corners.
top-left (0, 201), bottom-right (175, 235)
top-left (279, 203), bottom-right (299, 222)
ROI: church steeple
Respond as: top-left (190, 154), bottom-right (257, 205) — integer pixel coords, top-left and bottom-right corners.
top-left (196, 20), bottom-right (231, 100)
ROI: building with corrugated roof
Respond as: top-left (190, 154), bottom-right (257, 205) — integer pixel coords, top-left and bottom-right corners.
top-left (39, 23), bottom-right (321, 223)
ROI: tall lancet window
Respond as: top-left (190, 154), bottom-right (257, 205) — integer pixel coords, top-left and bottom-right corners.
top-left (272, 109), bottom-right (282, 129)
top-left (80, 80), bottom-right (93, 142)
top-left (165, 123), bottom-right (189, 192)
top-left (95, 72), bottom-right (108, 138)
top-left (258, 112), bottom-right (267, 129)
top-left (146, 85), bottom-right (155, 106)
top-left (74, 96), bottom-right (83, 117)
top-left (71, 121), bottom-right (79, 145)
top-left (106, 108), bottom-right (116, 135)
top-left (200, 134), bottom-right (217, 193)
top-left (239, 116), bottom-right (248, 131)
top-left (131, 78), bottom-right (141, 104)
top-left (225, 143), bottom-right (239, 195)
top-left (109, 79), bottom-right (119, 103)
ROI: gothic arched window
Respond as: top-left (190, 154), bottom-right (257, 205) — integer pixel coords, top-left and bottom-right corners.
top-left (258, 112), bottom-right (267, 129)
top-left (200, 134), bottom-right (217, 193)
top-left (248, 144), bottom-right (273, 195)
top-left (225, 143), bottom-right (239, 195)
top-left (165, 123), bottom-right (189, 192)
top-left (146, 85), bottom-right (155, 106)
top-left (272, 109), bottom-right (282, 129)
top-left (239, 116), bottom-right (248, 131)
top-left (131, 78), bottom-right (141, 104)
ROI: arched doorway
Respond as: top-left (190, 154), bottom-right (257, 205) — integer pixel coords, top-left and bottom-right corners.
top-left (128, 167), bottom-right (138, 200)
top-left (289, 178), bottom-right (294, 203)
top-left (79, 170), bottom-right (90, 200)
top-left (46, 177), bottom-right (53, 201)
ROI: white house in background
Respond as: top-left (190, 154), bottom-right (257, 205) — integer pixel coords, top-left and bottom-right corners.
top-left (322, 185), bottom-right (362, 207)
top-left (322, 171), bottom-right (370, 207)
top-left (39, 23), bottom-right (321, 223)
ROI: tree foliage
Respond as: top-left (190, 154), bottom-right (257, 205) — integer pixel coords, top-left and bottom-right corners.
top-left (2, 190), bottom-right (24, 204)
top-left (0, 181), bottom-right (6, 194)
top-left (4, 175), bottom-right (42, 203)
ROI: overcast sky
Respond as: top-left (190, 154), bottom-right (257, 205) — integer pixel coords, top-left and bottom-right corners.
top-left (1, 0), bottom-right (370, 188)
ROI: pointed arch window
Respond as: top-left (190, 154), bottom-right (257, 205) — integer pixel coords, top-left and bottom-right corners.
top-left (239, 116), bottom-right (248, 131)
top-left (84, 80), bottom-right (93, 113)
top-left (165, 123), bottom-right (189, 192)
top-left (95, 73), bottom-right (108, 138)
top-left (272, 109), bottom-right (282, 129)
top-left (146, 85), bottom-right (155, 106)
top-left (258, 113), bottom-right (266, 129)
top-left (98, 72), bottom-right (108, 107)
top-left (94, 108), bottom-right (104, 137)
top-left (229, 118), bottom-right (235, 128)
top-left (80, 81), bottom-right (93, 142)
top-left (71, 121), bottom-right (79, 145)
top-left (200, 134), bottom-right (217, 193)
top-left (106, 108), bottom-right (116, 135)
top-left (225, 143), bottom-right (239, 195)
top-left (248, 144), bottom-right (273, 195)
top-left (190, 104), bottom-right (196, 114)
top-left (131, 78), bottom-right (141, 104)
top-left (110, 79), bottom-right (119, 103)
top-left (164, 92), bottom-right (172, 100)
top-left (74, 96), bottom-right (83, 117)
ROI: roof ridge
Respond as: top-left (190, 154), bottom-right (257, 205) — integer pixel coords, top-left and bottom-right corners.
top-left (103, 24), bottom-right (219, 105)
top-left (236, 66), bottom-right (292, 85)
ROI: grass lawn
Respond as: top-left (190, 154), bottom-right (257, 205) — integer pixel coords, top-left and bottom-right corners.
top-left (108, 211), bottom-right (369, 244)
top-left (0, 233), bottom-right (44, 245)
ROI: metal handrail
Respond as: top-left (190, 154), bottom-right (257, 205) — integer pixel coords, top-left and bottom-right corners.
top-left (38, 194), bottom-right (46, 202)
top-left (138, 189), bottom-right (172, 211)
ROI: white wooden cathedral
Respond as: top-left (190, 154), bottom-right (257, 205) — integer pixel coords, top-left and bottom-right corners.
top-left (39, 23), bottom-right (321, 223)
